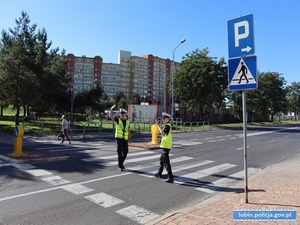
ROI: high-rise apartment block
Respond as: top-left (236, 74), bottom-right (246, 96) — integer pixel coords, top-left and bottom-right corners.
top-left (66, 50), bottom-right (180, 104)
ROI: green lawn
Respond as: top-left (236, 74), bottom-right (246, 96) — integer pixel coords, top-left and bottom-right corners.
top-left (1, 106), bottom-right (297, 135)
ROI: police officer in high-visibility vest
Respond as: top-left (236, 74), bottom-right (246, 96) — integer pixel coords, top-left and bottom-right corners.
top-left (154, 112), bottom-right (174, 183)
top-left (109, 104), bottom-right (132, 171)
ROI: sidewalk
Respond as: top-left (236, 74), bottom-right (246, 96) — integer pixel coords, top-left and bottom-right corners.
top-left (148, 152), bottom-right (300, 225)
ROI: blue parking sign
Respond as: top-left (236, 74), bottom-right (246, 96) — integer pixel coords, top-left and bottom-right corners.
top-left (228, 14), bottom-right (255, 58)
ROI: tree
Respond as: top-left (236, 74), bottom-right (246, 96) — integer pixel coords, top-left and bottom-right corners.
top-left (174, 48), bottom-right (228, 120)
top-left (228, 72), bottom-right (287, 122)
top-left (73, 86), bottom-right (106, 115)
top-left (0, 11), bottom-right (69, 124)
top-left (286, 81), bottom-right (300, 120)
top-left (113, 91), bottom-right (127, 109)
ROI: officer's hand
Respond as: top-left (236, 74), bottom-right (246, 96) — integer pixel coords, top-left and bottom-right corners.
top-left (111, 104), bottom-right (116, 110)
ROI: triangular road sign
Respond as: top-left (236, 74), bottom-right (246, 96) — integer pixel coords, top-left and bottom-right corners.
top-left (228, 56), bottom-right (257, 91)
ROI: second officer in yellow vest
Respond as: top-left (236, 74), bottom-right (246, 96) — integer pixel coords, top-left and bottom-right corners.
top-left (109, 104), bottom-right (131, 171)
top-left (154, 112), bottom-right (174, 183)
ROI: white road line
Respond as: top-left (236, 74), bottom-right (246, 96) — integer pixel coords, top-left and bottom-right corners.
top-left (195, 167), bottom-right (261, 193)
top-left (0, 173), bottom-right (130, 202)
top-left (127, 156), bottom-right (193, 171)
top-left (85, 192), bottom-right (124, 208)
top-left (82, 151), bottom-right (155, 162)
top-left (140, 160), bottom-right (215, 178)
top-left (173, 141), bottom-right (203, 146)
top-left (61, 184), bottom-right (94, 195)
top-left (236, 146), bottom-right (250, 151)
top-left (175, 163), bottom-right (237, 184)
top-left (13, 164), bottom-right (36, 170)
top-left (98, 154), bottom-right (168, 167)
top-left (41, 176), bottom-right (71, 186)
top-left (25, 169), bottom-right (53, 177)
top-left (268, 140), bottom-right (275, 143)
top-left (116, 205), bottom-right (160, 224)
top-left (36, 146), bottom-right (73, 150)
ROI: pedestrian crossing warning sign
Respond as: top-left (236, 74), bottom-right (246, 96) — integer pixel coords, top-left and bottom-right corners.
top-left (228, 55), bottom-right (257, 91)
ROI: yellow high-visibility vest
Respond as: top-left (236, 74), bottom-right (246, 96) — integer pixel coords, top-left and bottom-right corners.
top-left (160, 123), bottom-right (172, 149)
top-left (115, 119), bottom-right (130, 140)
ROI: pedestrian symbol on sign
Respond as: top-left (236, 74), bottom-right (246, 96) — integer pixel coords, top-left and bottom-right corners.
top-left (229, 58), bottom-right (256, 86)
top-left (238, 62), bottom-right (249, 84)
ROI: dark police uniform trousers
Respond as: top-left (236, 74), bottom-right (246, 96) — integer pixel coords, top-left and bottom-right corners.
top-left (157, 148), bottom-right (173, 179)
top-left (116, 138), bottom-right (128, 169)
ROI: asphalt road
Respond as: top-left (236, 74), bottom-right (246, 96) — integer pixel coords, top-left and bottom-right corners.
top-left (1, 124), bottom-right (300, 224)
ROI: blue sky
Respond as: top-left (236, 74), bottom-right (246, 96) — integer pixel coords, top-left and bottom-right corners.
top-left (0, 0), bottom-right (299, 85)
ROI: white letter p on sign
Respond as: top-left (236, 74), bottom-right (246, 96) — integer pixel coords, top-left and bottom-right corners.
top-left (234, 21), bottom-right (249, 47)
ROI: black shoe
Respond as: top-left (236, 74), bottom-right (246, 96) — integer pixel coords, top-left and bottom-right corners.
top-left (154, 173), bottom-right (162, 178)
top-left (120, 165), bottom-right (125, 171)
top-left (164, 178), bottom-right (174, 183)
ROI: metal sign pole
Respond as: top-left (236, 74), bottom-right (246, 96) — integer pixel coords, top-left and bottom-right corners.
top-left (242, 91), bottom-right (248, 203)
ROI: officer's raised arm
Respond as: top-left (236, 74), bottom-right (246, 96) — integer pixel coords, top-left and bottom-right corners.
top-left (109, 104), bottom-right (116, 121)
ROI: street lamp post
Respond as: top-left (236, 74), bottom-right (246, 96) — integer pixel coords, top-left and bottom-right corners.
top-left (82, 55), bottom-right (86, 91)
top-left (71, 89), bottom-right (74, 127)
top-left (171, 39), bottom-right (186, 120)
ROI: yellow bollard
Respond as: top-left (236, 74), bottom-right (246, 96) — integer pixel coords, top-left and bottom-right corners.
top-left (8, 125), bottom-right (28, 157)
top-left (150, 124), bottom-right (159, 145)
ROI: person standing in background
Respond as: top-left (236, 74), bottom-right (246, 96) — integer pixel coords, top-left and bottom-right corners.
top-left (60, 115), bottom-right (71, 144)
top-left (109, 105), bottom-right (131, 171)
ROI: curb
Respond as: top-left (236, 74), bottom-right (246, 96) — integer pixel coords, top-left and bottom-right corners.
top-left (129, 142), bottom-right (161, 150)
top-left (0, 153), bottom-right (70, 164)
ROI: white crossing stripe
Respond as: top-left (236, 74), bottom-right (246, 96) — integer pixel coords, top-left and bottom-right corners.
top-left (98, 154), bottom-right (171, 167)
top-left (140, 160), bottom-right (214, 178)
top-left (85, 192), bottom-right (124, 208)
top-left (127, 156), bottom-right (193, 171)
top-left (175, 163), bottom-right (237, 184)
top-left (24, 169), bottom-right (53, 177)
top-left (195, 167), bottom-right (261, 193)
top-left (116, 205), bottom-right (160, 224)
top-left (82, 151), bottom-right (155, 162)
top-left (61, 184), bottom-right (94, 195)
top-left (13, 164), bottom-right (36, 170)
top-left (172, 140), bottom-right (203, 146)
top-left (41, 176), bottom-right (71, 186)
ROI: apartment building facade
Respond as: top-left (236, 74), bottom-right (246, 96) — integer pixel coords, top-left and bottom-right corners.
top-left (66, 50), bottom-right (178, 105)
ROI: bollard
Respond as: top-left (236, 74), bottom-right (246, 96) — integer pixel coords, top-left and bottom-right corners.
top-left (150, 124), bottom-right (159, 144)
top-left (8, 125), bottom-right (28, 157)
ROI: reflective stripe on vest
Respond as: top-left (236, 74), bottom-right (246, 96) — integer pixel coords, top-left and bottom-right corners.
top-left (160, 123), bottom-right (172, 149)
top-left (115, 119), bottom-right (130, 140)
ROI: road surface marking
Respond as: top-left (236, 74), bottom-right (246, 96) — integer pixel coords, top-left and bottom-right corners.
top-left (82, 151), bottom-right (155, 162)
top-left (116, 205), bottom-right (160, 224)
top-left (195, 167), bottom-right (261, 193)
top-left (61, 184), bottom-right (94, 195)
top-left (25, 169), bottom-right (53, 177)
top-left (0, 173), bottom-right (130, 202)
top-left (41, 176), bottom-right (71, 186)
top-left (140, 160), bottom-right (214, 178)
top-left (85, 192), bottom-right (124, 208)
top-left (127, 156), bottom-right (193, 171)
top-left (175, 163), bottom-right (237, 184)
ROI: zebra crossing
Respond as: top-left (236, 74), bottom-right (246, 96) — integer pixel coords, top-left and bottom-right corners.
top-left (2, 148), bottom-right (261, 224)
top-left (80, 150), bottom-right (261, 192)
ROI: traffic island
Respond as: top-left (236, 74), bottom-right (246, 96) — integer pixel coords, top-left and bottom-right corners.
top-left (129, 142), bottom-right (160, 150)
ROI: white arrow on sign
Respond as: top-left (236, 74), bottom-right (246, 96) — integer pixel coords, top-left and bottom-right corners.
top-left (241, 46), bottom-right (252, 53)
